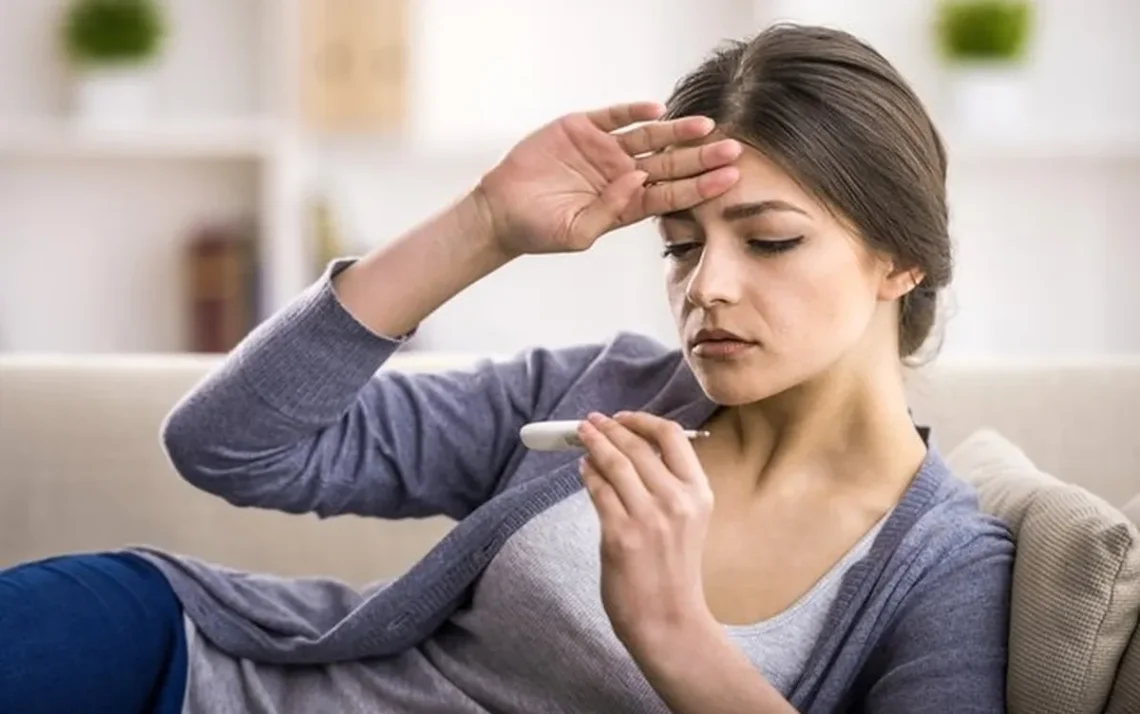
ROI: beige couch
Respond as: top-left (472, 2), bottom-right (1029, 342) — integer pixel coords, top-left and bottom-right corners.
top-left (1, 352), bottom-right (1138, 712)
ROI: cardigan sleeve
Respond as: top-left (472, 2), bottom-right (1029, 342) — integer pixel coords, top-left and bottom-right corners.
top-left (160, 258), bottom-right (606, 521)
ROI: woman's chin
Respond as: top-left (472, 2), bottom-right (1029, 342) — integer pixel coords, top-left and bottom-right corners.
top-left (689, 363), bottom-right (783, 407)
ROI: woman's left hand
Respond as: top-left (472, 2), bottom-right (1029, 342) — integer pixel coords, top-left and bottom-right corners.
top-left (579, 412), bottom-right (801, 714)
top-left (577, 411), bottom-right (716, 652)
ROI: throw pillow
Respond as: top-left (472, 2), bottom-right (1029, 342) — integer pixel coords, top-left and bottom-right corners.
top-left (1107, 492), bottom-right (1140, 714)
top-left (947, 429), bottom-right (1140, 714)
top-left (1106, 629), bottom-right (1139, 714)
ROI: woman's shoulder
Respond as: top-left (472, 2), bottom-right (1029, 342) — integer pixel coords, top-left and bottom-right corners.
top-left (891, 443), bottom-right (1015, 575)
top-left (844, 445), bottom-right (1013, 714)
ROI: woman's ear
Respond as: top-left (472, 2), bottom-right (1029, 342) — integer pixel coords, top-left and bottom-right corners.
top-left (879, 264), bottom-right (925, 302)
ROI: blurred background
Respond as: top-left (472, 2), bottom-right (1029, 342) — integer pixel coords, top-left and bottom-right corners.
top-left (0, 0), bottom-right (1136, 358)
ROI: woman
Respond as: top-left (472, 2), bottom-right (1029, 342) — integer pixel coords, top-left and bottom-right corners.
top-left (0, 24), bottom-right (1012, 714)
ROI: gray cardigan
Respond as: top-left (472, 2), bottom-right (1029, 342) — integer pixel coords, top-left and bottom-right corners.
top-left (136, 259), bottom-right (1013, 713)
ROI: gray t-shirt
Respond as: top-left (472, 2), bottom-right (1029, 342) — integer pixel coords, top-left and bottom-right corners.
top-left (184, 491), bottom-right (885, 713)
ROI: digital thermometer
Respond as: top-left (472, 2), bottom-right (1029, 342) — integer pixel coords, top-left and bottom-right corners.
top-left (519, 419), bottom-right (710, 451)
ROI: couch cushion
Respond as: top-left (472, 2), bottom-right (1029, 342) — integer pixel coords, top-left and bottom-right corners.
top-left (947, 429), bottom-right (1140, 714)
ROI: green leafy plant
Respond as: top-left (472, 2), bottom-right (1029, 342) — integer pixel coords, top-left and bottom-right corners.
top-left (62, 0), bottom-right (166, 67)
top-left (936, 0), bottom-right (1033, 63)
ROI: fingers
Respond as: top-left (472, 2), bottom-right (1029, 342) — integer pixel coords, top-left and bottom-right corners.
top-left (570, 170), bottom-right (648, 243)
top-left (636, 139), bottom-right (741, 182)
top-left (634, 166), bottom-right (740, 219)
top-left (585, 101), bottom-right (666, 132)
top-left (577, 415), bottom-right (665, 514)
top-left (580, 456), bottom-right (627, 522)
top-left (571, 106), bottom-right (741, 237)
top-left (615, 115), bottom-right (715, 156)
top-left (581, 413), bottom-right (679, 500)
top-left (614, 412), bottom-right (707, 486)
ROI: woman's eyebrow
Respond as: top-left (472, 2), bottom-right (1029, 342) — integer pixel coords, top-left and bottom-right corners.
top-left (660, 200), bottom-right (809, 222)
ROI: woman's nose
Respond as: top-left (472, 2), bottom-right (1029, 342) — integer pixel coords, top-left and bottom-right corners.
top-left (685, 242), bottom-right (742, 308)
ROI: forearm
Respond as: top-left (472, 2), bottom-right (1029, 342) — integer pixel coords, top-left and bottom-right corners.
top-left (332, 188), bottom-right (516, 338)
top-left (632, 616), bottom-right (798, 714)
top-left (160, 258), bottom-right (409, 514)
top-left (163, 190), bottom-right (506, 513)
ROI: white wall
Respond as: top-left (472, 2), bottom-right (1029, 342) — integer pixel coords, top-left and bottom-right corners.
top-left (0, 0), bottom-right (1137, 357)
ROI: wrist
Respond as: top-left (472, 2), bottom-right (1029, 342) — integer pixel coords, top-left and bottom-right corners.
top-left (623, 605), bottom-right (720, 662)
top-left (630, 613), bottom-right (793, 714)
top-left (461, 184), bottom-right (519, 263)
top-left (330, 188), bottom-right (517, 338)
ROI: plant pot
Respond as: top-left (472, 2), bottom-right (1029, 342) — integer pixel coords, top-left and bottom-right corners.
top-left (946, 63), bottom-right (1029, 134)
top-left (71, 64), bottom-right (158, 128)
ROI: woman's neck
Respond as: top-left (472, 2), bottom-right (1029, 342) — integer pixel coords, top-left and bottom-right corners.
top-left (713, 355), bottom-right (927, 501)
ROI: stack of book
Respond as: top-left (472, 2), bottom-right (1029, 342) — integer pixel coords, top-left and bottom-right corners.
top-left (185, 220), bottom-right (259, 353)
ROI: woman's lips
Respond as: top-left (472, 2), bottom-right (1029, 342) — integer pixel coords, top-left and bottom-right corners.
top-left (690, 339), bottom-right (757, 358)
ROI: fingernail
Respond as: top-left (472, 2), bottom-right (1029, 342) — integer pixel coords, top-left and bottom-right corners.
top-left (614, 411), bottom-right (630, 419)
top-left (576, 421), bottom-right (592, 440)
top-left (719, 140), bottom-right (743, 157)
top-left (587, 412), bottom-right (607, 425)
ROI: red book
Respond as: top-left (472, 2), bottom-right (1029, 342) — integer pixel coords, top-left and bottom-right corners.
top-left (187, 224), bottom-right (256, 353)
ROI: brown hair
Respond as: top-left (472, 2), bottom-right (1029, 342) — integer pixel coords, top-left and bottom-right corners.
top-left (664, 23), bottom-right (950, 359)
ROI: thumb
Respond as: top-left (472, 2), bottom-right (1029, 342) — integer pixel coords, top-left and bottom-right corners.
top-left (570, 170), bottom-right (648, 243)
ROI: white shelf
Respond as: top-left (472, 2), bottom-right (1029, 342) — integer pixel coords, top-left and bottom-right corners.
top-left (0, 118), bottom-right (284, 160)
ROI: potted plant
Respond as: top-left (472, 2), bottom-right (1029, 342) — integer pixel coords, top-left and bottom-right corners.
top-left (935, 0), bottom-right (1034, 132)
top-left (60, 0), bottom-right (167, 127)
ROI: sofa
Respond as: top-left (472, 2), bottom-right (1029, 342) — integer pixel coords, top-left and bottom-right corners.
top-left (1, 351), bottom-right (1138, 713)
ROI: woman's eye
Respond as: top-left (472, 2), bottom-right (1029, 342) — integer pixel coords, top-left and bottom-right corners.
top-left (661, 242), bottom-right (700, 259)
top-left (662, 237), bottom-right (804, 259)
top-left (748, 237), bottom-right (803, 254)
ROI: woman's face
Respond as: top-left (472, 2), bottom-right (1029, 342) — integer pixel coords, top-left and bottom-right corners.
top-left (659, 143), bottom-right (911, 406)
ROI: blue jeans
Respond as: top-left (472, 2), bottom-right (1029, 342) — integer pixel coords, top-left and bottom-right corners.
top-left (0, 552), bottom-right (188, 714)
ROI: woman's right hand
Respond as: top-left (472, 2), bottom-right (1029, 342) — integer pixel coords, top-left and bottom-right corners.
top-left (473, 101), bottom-right (742, 258)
